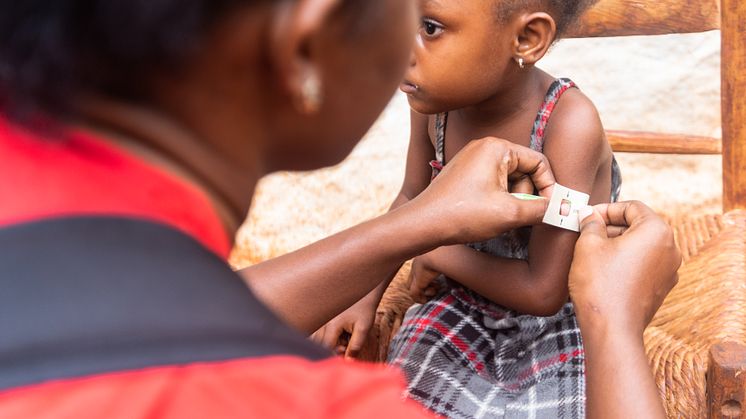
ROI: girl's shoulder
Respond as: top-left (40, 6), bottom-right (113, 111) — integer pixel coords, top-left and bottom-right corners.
top-left (543, 79), bottom-right (606, 153)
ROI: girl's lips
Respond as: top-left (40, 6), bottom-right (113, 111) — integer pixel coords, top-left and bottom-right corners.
top-left (400, 81), bottom-right (418, 94)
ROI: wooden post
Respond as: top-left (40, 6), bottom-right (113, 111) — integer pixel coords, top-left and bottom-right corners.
top-left (722, 0), bottom-right (746, 212)
top-left (707, 342), bottom-right (746, 419)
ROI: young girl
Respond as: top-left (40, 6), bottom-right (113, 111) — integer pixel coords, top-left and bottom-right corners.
top-left (386, 0), bottom-right (620, 417)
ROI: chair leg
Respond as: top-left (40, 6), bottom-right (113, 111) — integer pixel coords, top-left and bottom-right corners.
top-left (708, 342), bottom-right (746, 418)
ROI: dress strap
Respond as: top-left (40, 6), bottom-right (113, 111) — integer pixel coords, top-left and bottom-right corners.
top-left (434, 112), bottom-right (448, 165)
top-left (529, 78), bottom-right (577, 152)
top-left (429, 112), bottom-right (449, 178)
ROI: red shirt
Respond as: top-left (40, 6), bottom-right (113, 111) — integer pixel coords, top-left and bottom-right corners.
top-left (0, 118), bottom-right (433, 418)
top-left (0, 118), bottom-right (231, 258)
top-left (0, 358), bottom-right (431, 419)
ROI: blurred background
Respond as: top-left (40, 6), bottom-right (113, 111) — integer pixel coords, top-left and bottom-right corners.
top-left (231, 32), bottom-right (722, 267)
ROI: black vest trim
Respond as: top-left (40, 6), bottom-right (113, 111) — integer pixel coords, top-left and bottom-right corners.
top-left (0, 217), bottom-right (329, 390)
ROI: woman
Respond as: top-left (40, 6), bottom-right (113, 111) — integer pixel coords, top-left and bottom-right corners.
top-left (0, 0), bottom-right (677, 418)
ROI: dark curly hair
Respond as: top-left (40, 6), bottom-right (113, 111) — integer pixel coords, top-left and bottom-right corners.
top-left (496, 0), bottom-right (599, 39)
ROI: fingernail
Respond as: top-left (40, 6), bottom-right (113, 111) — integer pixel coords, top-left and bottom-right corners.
top-left (578, 205), bottom-right (594, 222)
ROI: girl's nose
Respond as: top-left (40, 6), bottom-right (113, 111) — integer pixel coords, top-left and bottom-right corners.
top-left (410, 35), bottom-right (423, 67)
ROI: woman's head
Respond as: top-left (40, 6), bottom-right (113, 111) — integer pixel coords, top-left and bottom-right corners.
top-left (402, 0), bottom-right (597, 115)
top-left (0, 0), bottom-right (417, 172)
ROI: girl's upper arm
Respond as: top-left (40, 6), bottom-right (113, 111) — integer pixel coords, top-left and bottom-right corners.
top-left (527, 92), bottom-right (609, 302)
top-left (393, 110), bottom-right (436, 207)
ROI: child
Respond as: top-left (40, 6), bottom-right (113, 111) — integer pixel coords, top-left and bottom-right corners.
top-left (386, 0), bottom-right (621, 417)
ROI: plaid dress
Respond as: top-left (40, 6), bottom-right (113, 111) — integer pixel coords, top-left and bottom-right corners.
top-left (389, 79), bottom-right (622, 419)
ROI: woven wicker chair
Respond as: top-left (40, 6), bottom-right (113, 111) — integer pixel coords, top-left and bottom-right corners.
top-left (366, 1), bottom-right (746, 418)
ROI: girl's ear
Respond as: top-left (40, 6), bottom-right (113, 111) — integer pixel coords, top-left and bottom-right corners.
top-left (513, 12), bottom-right (556, 67)
top-left (268, 0), bottom-right (343, 114)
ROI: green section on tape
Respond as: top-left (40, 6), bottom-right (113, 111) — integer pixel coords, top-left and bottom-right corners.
top-left (511, 193), bottom-right (543, 201)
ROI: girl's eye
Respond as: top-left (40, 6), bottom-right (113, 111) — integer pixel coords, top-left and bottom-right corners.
top-left (421, 19), bottom-right (443, 37)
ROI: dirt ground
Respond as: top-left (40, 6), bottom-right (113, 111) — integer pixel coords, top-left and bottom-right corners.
top-left (231, 32), bottom-right (723, 267)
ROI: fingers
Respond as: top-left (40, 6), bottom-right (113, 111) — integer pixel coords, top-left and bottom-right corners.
top-left (407, 265), bottom-right (424, 303)
top-left (407, 261), bottom-right (418, 288)
top-left (310, 327), bottom-right (324, 345)
top-left (321, 323), bottom-right (344, 350)
top-left (510, 176), bottom-right (535, 195)
top-left (509, 196), bottom-right (550, 228)
top-left (501, 143), bottom-right (556, 197)
top-left (409, 276), bottom-right (427, 303)
top-left (593, 201), bottom-right (657, 228)
top-left (578, 206), bottom-right (608, 239)
top-left (345, 325), bottom-right (370, 359)
top-left (606, 225), bottom-right (628, 238)
top-left (424, 283), bottom-right (438, 298)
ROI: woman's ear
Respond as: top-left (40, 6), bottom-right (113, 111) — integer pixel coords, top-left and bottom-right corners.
top-left (512, 12), bottom-right (556, 67)
top-left (268, 0), bottom-right (343, 114)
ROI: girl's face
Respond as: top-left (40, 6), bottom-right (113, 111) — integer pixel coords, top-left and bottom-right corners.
top-left (402, 0), bottom-right (518, 115)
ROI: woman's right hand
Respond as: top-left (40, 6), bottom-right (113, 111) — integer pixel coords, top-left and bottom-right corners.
top-left (571, 201), bottom-right (679, 419)
top-left (570, 201), bottom-right (681, 335)
top-left (408, 137), bottom-right (555, 245)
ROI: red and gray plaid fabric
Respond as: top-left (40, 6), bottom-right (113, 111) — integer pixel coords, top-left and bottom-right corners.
top-left (391, 79), bottom-right (621, 418)
top-left (389, 290), bottom-right (586, 418)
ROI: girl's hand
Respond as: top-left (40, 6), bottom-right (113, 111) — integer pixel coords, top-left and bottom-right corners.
top-left (408, 253), bottom-right (442, 304)
top-left (570, 201), bottom-right (681, 335)
top-left (310, 293), bottom-right (378, 359)
top-left (410, 137), bottom-right (555, 245)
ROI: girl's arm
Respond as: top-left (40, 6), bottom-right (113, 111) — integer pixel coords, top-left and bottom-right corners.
top-left (420, 93), bottom-right (608, 316)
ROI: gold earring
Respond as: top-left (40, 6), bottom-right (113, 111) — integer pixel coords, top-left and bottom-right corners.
top-left (300, 73), bottom-right (323, 114)
top-left (516, 57), bottom-right (525, 69)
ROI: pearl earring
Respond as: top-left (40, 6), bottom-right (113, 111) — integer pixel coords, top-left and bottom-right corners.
top-left (516, 57), bottom-right (525, 69)
top-left (300, 73), bottom-right (323, 114)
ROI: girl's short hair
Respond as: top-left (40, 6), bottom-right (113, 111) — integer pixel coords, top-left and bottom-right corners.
top-left (496, 0), bottom-right (599, 39)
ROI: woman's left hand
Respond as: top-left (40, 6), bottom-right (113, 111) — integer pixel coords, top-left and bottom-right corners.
top-left (411, 137), bottom-right (555, 245)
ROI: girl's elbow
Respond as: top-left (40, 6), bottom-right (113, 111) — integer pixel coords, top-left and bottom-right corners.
top-left (530, 301), bottom-right (566, 317)
top-left (527, 284), bottom-right (569, 317)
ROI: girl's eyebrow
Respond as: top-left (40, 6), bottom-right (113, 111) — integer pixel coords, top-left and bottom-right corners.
top-left (421, 0), bottom-right (445, 10)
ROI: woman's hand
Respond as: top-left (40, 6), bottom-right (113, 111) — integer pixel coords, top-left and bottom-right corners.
top-left (570, 201), bottom-right (680, 419)
top-left (570, 201), bottom-right (681, 335)
top-left (409, 137), bottom-right (555, 245)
